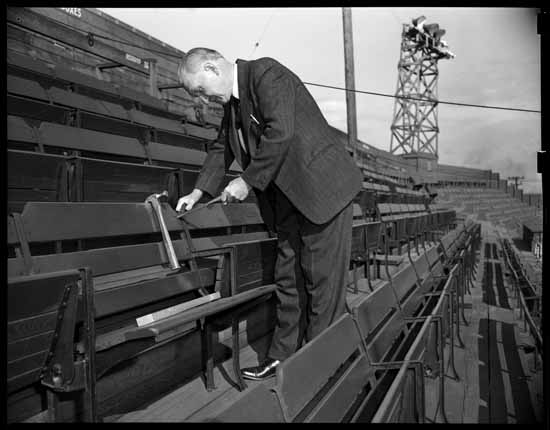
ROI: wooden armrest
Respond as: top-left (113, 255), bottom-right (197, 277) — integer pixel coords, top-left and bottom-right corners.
top-left (125, 284), bottom-right (277, 342)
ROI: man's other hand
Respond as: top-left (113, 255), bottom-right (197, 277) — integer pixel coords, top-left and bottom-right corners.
top-left (176, 188), bottom-right (204, 212)
top-left (222, 177), bottom-right (252, 204)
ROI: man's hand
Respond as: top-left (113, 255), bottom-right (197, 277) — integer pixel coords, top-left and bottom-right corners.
top-left (176, 188), bottom-right (204, 212)
top-left (222, 177), bottom-right (252, 204)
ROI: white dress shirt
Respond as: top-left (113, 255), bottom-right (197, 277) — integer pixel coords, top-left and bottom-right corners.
top-left (232, 62), bottom-right (247, 153)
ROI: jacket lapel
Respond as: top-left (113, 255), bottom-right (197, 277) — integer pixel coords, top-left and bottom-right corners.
top-left (236, 59), bottom-right (256, 159)
top-left (228, 99), bottom-right (243, 167)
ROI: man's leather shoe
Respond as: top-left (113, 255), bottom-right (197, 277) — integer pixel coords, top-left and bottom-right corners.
top-left (241, 358), bottom-right (280, 381)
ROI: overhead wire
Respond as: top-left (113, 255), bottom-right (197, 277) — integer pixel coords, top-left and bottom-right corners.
top-left (301, 82), bottom-right (541, 114)
top-left (248, 9), bottom-right (277, 59)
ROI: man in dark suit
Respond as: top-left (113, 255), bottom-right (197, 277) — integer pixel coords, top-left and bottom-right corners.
top-left (176, 48), bottom-right (363, 380)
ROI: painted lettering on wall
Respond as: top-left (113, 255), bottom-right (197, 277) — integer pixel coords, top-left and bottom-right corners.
top-left (60, 8), bottom-right (82, 18)
top-left (125, 53), bottom-right (149, 69)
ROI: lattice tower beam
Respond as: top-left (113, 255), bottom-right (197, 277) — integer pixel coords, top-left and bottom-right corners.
top-left (390, 23), bottom-right (451, 158)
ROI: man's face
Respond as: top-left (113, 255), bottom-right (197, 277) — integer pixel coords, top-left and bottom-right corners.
top-left (181, 62), bottom-right (231, 105)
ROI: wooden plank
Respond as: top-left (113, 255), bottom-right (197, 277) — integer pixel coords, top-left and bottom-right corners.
top-left (7, 8), bottom-right (150, 76)
top-left (7, 74), bottom-right (50, 102)
top-left (8, 239), bottom-right (194, 278)
top-left (126, 284), bottom-right (277, 340)
top-left (7, 115), bottom-right (37, 143)
top-left (181, 203), bottom-right (265, 229)
top-left (7, 350), bottom-right (48, 386)
top-left (8, 269), bottom-right (81, 324)
top-left (9, 191), bottom-right (59, 209)
top-left (214, 383), bottom-right (284, 422)
top-left (7, 368), bottom-right (43, 395)
top-left (112, 309), bottom-right (273, 422)
top-left (39, 122), bottom-right (148, 158)
top-left (351, 281), bottom-right (394, 339)
top-left (129, 109), bottom-right (187, 135)
top-left (116, 84), bottom-right (167, 112)
top-left (377, 203), bottom-right (391, 214)
top-left (7, 38), bottom-right (207, 136)
top-left (7, 331), bottom-right (53, 363)
top-left (48, 86), bottom-right (130, 121)
top-left (51, 61), bottom-right (120, 95)
top-left (78, 157), bottom-right (176, 201)
top-left (31, 8), bottom-right (184, 72)
top-left (142, 109), bottom-right (218, 141)
top-left (6, 23), bottom-right (117, 82)
top-left (412, 253), bottom-right (429, 279)
top-left (307, 354), bottom-right (372, 422)
top-left (8, 150), bottom-right (65, 190)
top-left (7, 48), bottom-right (54, 77)
top-left (148, 142), bottom-right (206, 167)
top-left (192, 232), bottom-right (270, 251)
top-left (94, 267), bottom-right (215, 318)
top-left (391, 264), bottom-right (418, 303)
top-left (274, 314), bottom-right (361, 422)
top-left (7, 312), bottom-right (57, 347)
top-left (14, 202), bottom-right (181, 244)
top-left (137, 292), bottom-right (221, 326)
top-left (7, 95), bottom-right (68, 128)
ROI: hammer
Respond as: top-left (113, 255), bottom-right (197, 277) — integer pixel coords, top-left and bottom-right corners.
top-left (145, 190), bottom-right (180, 270)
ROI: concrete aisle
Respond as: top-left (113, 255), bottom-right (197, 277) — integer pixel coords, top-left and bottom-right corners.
top-left (424, 221), bottom-right (543, 423)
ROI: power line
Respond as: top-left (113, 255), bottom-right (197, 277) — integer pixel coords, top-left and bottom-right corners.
top-left (302, 81), bottom-right (541, 114)
top-left (248, 9), bottom-right (277, 59)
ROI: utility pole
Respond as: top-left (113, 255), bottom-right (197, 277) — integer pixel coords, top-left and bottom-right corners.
top-left (342, 7), bottom-right (358, 161)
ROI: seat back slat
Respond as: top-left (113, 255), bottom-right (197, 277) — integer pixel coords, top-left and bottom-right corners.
top-left (274, 314), bottom-right (361, 422)
top-left (181, 203), bottom-right (265, 229)
top-left (12, 202), bottom-right (181, 244)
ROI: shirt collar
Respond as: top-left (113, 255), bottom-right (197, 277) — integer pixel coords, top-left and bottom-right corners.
top-left (232, 62), bottom-right (239, 100)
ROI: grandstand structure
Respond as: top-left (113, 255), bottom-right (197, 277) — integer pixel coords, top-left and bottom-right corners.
top-left (6, 7), bottom-right (543, 424)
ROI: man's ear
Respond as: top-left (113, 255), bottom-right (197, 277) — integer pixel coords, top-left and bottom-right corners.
top-left (203, 62), bottom-right (220, 76)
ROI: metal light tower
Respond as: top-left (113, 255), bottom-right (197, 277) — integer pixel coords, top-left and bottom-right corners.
top-left (390, 16), bottom-right (454, 170)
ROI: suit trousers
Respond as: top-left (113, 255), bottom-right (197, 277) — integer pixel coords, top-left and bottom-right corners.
top-left (266, 184), bottom-right (353, 361)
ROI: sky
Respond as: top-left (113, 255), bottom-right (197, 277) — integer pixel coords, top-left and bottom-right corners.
top-left (99, 7), bottom-right (541, 193)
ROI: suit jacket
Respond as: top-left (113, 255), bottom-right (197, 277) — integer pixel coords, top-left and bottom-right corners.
top-left (195, 57), bottom-right (363, 225)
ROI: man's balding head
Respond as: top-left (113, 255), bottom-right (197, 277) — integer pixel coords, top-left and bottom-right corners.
top-left (179, 47), bottom-right (224, 75)
top-left (177, 47), bottom-right (234, 105)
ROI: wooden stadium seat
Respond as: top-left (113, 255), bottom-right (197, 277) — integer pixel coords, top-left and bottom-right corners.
top-left (213, 382), bottom-right (284, 422)
top-left (7, 201), bottom-right (278, 393)
top-left (8, 268), bottom-right (97, 422)
top-left (7, 74), bottom-right (51, 102)
top-left (7, 149), bottom-right (68, 214)
top-left (272, 313), bottom-right (375, 422)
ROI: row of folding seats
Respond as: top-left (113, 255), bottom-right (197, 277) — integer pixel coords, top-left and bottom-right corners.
top-left (7, 49), bottom-right (220, 132)
top-left (7, 73), bottom-right (216, 150)
top-left (7, 200), bottom-right (278, 422)
top-left (214, 220), bottom-right (479, 422)
top-left (7, 119), bottom-right (245, 213)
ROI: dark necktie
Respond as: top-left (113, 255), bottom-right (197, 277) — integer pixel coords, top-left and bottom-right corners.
top-left (232, 97), bottom-right (243, 129)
